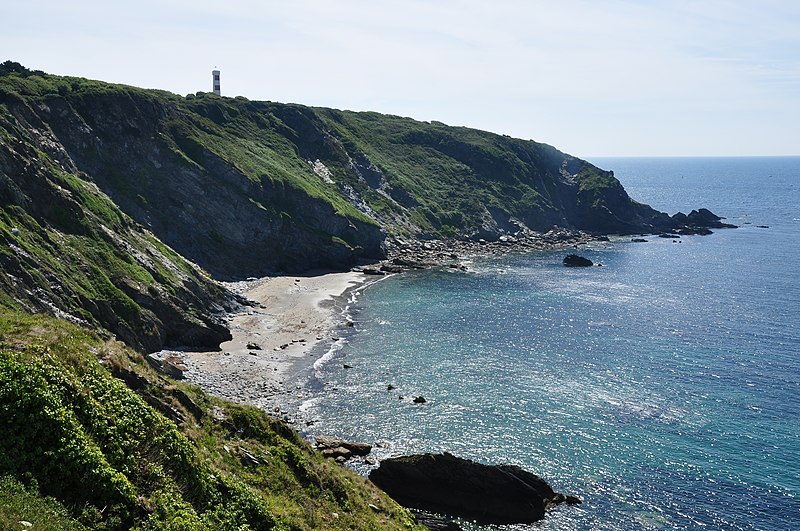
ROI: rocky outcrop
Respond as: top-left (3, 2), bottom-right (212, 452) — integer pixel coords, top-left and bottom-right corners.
top-left (315, 436), bottom-right (372, 462)
top-left (369, 452), bottom-right (580, 524)
top-left (563, 254), bottom-right (593, 267)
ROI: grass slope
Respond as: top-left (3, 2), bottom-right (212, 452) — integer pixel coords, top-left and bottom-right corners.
top-left (0, 309), bottom-right (421, 530)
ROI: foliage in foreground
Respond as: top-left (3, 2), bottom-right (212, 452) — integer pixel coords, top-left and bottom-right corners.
top-left (0, 309), bottom-right (420, 530)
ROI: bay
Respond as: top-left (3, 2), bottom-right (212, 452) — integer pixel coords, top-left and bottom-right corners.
top-left (300, 157), bottom-right (800, 530)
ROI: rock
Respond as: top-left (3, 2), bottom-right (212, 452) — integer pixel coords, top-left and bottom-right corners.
top-left (670, 212), bottom-right (688, 226)
top-left (677, 227), bottom-right (713, 236)
top-left (387, 384), bottom-right (396, 391)
top-left (369, 453), bottom-right (577, 524)
top-left (413, 396), bottom-right (427, 404)
top-left (246, 341), bottom-right (262, 350)
top-left (673, 208), bottom-right (737, 230)
top-left (146, 352), bottom-right (187, 379)
top-left (392, 257), bottom-right (429, 269)
top-left (412, 511), bottom-right (465, 531)
top-left (380, 264), bottom-right (406, 274)
top-left (565, 494), bottom-right (582, 505)
top-left (315, 436), bottom-right (372, 459)
top-left (238, 448), bottom-right (261, 467)
top-left (563, 254), bottom-right (593, 267)
top-left (322, 447), bottom-right (353, 460)
top-left (658, 233), bottom-right (680, 239)
top-left (631, 238), bottom-right (648, 243)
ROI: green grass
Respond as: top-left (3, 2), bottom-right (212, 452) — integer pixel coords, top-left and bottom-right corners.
top-left (0, 309), bottom-right (423, 530)
top-left (0, 475), bottom-right (88, 531)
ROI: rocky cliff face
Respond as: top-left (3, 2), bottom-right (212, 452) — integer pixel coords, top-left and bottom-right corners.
top-left (1, 65), bottom-right (683, 281)
top-left (5, 82), bottom-right (385, 280)
top-left (0, 78), bottom-right (236, 352)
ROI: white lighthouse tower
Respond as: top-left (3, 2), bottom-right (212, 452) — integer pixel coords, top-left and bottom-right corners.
top-left (212, 69), bottom-right (221, 96)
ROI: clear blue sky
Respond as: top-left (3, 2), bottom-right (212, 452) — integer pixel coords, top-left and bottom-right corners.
top-left (3, 0), bottom-right (799, 157)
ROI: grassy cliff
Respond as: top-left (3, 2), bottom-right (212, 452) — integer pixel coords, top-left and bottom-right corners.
top-left (1, 61), bottom-right (671, 279)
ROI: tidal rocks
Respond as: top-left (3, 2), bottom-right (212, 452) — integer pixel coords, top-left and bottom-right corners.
top-left (686, 208), bottom-right (737, 228)
top-left (677, 227), bottom-right (713, 236)
top-left (563, 254), bottom-right (593, 267)
top-left (315, 436), bottom-right (372, 462)
top-left (669, 208), bottom-right (737, 231)
top-left (369, 452), bottom-right (580, 524)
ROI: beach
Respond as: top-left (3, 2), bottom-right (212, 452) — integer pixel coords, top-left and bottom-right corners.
top-left (176, 271), bottom-right (369, 416)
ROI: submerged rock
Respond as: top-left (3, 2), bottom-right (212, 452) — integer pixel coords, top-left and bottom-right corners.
top-left (369, 452), bottom-right (579, 524)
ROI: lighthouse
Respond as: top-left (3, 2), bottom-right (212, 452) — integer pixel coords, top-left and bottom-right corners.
top-left (212, 69), bottom-right (221, 96)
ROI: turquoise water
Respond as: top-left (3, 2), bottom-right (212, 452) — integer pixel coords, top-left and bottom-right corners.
top-left (300, 157), bottom-right (800, 529)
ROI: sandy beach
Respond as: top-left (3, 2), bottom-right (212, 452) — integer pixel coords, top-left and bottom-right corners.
top-left (175, 271), bottom-right (369, 414)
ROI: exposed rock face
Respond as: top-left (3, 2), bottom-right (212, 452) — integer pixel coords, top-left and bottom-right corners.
top-left (30, 92), bottom-right (385, 279)
top-left (563, 254), bottom-right (593, 267)
top-left (0, 91), bottom-right (236, 352)
top-left (369, 452), bottom-right (579, 524)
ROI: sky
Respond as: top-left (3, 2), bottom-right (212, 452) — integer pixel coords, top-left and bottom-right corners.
top-left (3, 0), bottom-right (799, 157)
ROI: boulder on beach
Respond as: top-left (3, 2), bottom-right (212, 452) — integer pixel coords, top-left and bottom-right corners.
top-left (563, 254), bottom-right (593, 267)
top-left (369, 452), bottom-right (580, 524)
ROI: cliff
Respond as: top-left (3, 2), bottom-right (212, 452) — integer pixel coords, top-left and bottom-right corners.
top-left (1, 62), bottom-right (678, 282)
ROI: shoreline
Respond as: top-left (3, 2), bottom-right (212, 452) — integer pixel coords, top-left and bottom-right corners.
top-left (170, 230), bottom-right (618, 425)
top-left (174, 271), bottom-right (376, 419)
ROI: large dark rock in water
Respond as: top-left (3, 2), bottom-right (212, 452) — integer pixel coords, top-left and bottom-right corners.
top-left (672, 208), bottom-right (737, 229)
top-left (563, 254), bottom-right (593, 267)
top-left (368, 452), bottom-right (579, 524)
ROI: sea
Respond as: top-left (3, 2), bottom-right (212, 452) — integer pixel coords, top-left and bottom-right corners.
top-left (297, 157), bottom-right (800, 530)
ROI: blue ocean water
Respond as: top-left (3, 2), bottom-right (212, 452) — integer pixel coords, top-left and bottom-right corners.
top-left (300, 157), bottom-right (800, 530)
